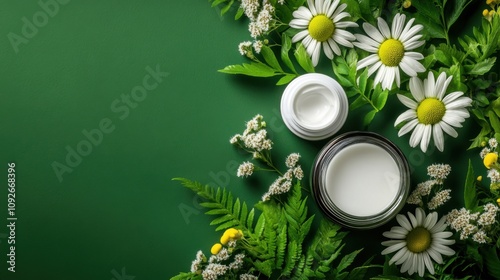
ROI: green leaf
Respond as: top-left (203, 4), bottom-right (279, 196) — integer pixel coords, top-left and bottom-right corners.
top-left (211, 0), bottom-right (226, 8)
top-left (294, 43), bottom-right (315, 73)
top-left (446, 0), bottom-right (474, 29)
top-left (358, 69), bottom-right (369, 94)
top-left (255, 214), bottom-right (266, 237)
top-left (466, 57), bottom-right (497, 75)
top-left (247, 208), bottom-right (255, 229)
top-left (276, 224), bottom-right (287, 269)
top-left (220, 0), bottom-right (234, 15)
top-left (254, 259), bottom-right (274, 277)
top-left (482, 246), bottom-right (500, 279)
top-left (276, 74), bottom-right (296, 85)
top-left (489, 110), bottom-right (500, 133)
top-left (210, 214), bottom-right (233, 226)
top-left (281, 240), bottom-right (299, 277)
top-left (342, 0), bottom-right (361, 21)
top-left (336, 249), bottom-right (362, 275)
top-left (463, 160), bottom-right (477, 210)
top-left (372, 89), bottom-right (388, 110)
top-left (215, 219), bottom-right (240, 231)
top-left (281, 34), bottom-right (297, 73)
top-left (234, 7), bottom-right (244, 20)
top-left (363, 110), bottom-right (377, 127)
top-left (261, 45), bottom-right (283, 72)
top-left (218, 62), bottom-right (278, 77)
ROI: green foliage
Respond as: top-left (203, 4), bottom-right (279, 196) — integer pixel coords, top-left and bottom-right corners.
top-left (463, 160), bottom-right (478, 210)
top-left (170, 272), bottom-right (201, 280)
top-left (332, 49), bottom-right (390, 127)
top-left (174, 178), bottom-right (370, 279)
top-left (410, 0), bottom-right (474, 43)
top-left (208, 0), bottom-right (238, 17)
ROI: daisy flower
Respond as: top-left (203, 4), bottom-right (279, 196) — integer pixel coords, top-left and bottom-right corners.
top-left (354, 13), bottom-right (425, 90)
top-left (289, 0), bottom-right (358, 66)
top-left (394, 71), bottom-right (472, 152)
top-left (382, 208), bottom-right (455, 277)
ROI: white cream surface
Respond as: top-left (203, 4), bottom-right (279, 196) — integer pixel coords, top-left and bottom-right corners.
top-left (293, 84), bottom-right (335, 129)
top-left (325, 143), bottom-right (400, 217)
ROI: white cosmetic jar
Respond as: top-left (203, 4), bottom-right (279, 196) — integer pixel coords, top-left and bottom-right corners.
top-left (311, 131), bottom-right (410, 229)
top-left (280, 73), bottom-right (348, 140)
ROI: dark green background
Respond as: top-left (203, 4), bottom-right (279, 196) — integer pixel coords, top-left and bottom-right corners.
top-left (0, 1), bottom-right (481, 279)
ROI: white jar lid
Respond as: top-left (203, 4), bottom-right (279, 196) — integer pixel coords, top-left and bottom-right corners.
top-left (280, 73), bottom-right (348, 140)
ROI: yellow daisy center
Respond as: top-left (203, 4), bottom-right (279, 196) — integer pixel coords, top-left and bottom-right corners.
top-left (406, 226), bottom-right (431, 253)
top-left (378, 39), bottom-right (405, 66)
top-left (417, 98), bottom-right (446, 125)
top-left (308, 15), bottom-right (335, 42)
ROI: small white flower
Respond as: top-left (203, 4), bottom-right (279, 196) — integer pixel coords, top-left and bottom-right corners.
top-left (354, 13), bottom-right (425, 89)
top-left (293, 166), bottom-right (304, 180)
top-left (237, 162), bottom-right (255, 177)
top-left (489, 137), bottom-right (498, 149)
top-left (248, 21), bottom-right (263, 38)
top-left (472, 230), bottom-right (488, 244)
top-left (381, 208), bottom-right (455, 277)
top-left (253, 40), bottom-right (263, 54)
top-left (285, 153), bottom-right (301, 168)
top-left (487, 168), bottom-right (500, 183)
top-left (394, 72), bottom-right (472, 152)
top-left (480, 147), bottom-right (491, 159)
top-left (241, 0), bottom-right (260, 20)
top-left (238, 41), bottom-right (252, 56)
top-left (289, 0), bottom-right (358, 66)
top-left (256, 8), bottom-right (272, 32)
top-left (427, 164), bottom-right (451, 182)
top-left (240, 273), bottom-right (258, 280)
top-left (428, 189), bottom-right (451, 210)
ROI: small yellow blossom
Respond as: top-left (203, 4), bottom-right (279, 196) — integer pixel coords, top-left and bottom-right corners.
top-left (487, 0), bottom-right (494, 5)
top-left (477, 175), bottom-right (483, 182)
top-left (484, 153), bottom-right (498, 169)
top-left (403, 0), bottom-right (411, 8)
top-left (483, 9), bottom-right (490, 17)
top-left (210, 243), bottom-right (222, 255)
top-left (220, 233), bottom-right (230, 245)
top-left (497, 198), bottom-right (500, 206)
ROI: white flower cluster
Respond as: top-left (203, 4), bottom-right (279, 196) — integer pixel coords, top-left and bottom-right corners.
top-left (427, 163), bottom-right (452, 184)
top-left (428, 189), bottom-right (451, 210)
top-left (228, 253), bottom-right (245, 270)
top-left (480, 138), bottom-right (498, 159)
top-left (407, 164), bottom-right (452, 209)
top-left (230, 114), bottom-right (272, 153)
top-left (240, 273), bottom-right (259, 280)
top-left (191, 250), bottom-right (206, 273)
top-left (237, 161), bottom-right (254, 177)
top-left (239, 1), bottom-right (275, 55)
top-left (202, 263), bottom-right (229, 280)
top-left (262, 154), bottom-right (303, 201)
top-left (446, 203), bottom-right (499, 243)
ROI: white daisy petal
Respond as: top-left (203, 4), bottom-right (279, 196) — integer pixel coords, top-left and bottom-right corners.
top-left (327, 38), bottom-right (341, 56)
top-left (331, 3), bottom-right (347, 19)
top-left (383, 231), bottom-right (407, 239)
top-left (404, 39), bottom-right (425, 50)
top-left (422, 252), bottom-right (435, 275)
top-left (445, 98), bottom-right (473, 110)
top-left (391, 13), bottom-right (405, 39)
top-left (396, 214), bottom-right (413, 231)
top-left (362, 22), bottom-right (385, 43)
top-left (307, 0), bottom-right (317, 15)
top-left (420, 125), bottom-right (432, 152)
top-left (398, 119), bottom-right (419, 137)
top-left (381, 241), bottom-right (407, 255)
top-left (442, 91), bottom-right (465, 104)
top-left (354, 34), bottom-right (381, 49)
top-left (357, 54), bottom-right (380, 70)
top-left (367, 61), bottom-right (383, 77)
top-left (415, 208), bottom-right (425, 224)
top-left (322, 41), bottom-right (333, 59)
top-left (433, 231), bottom-right (453, 239)
top-left (397, 94), bottom-right (418, 109)
top-left (395, 110), bottom-right (417, 126)
top-left (333, 11), bottom-right (350, 23)
top-left (427, 247), bottom-right (443, 264)
top-left (400, 24), bottom-right (424, 42)
top-left (382, 240), bottom-right (404, 246)
top-left (311, 41), bottom-right (321, 66)
top-left (409, 76), bottom-right (425, 102)
top-left (335, 21), bottom-right (358, 28)
top-left (289, 19), bottom-right (311, 28)
top-left (293, 7), bottom-right (313, 20)
top-left (409, 123), bottom-right (425, 148)
top-left (433, 124), bottom-right (445, 152)
top-left (408, 211), bottom-right (418, 228)
top-left (326, 0), bottom-right (340, 17)
top-left (442, 114), bottom-right (464, 127)
top-left (377, 17), bottom-right (391, 38)
top-left (315, 0), bottom-right (323, 14)
top-left (394, 247), bottom-right (411, 265)
top-left (439, 121), bottom-right (458, 138)
top-left (292, 30), bottom-right (309, 42)
top-left (435, 73), bottom-right (452, 100)
top-left (424, 71), bottom-right (436, 97)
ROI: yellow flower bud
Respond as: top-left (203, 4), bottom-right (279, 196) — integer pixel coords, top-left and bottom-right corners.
top-left (210, 243), bottom-right (222, 255)
top-left (477, 175), bottom-right (483, 182)
top-left (224, 228), bottom-right (239, 238)
top-left (483, 9), bottom-right (490, 17)
top-left (237, 229), bottom-right (244, 239)
top-left (497, 198), bottom-right (500, 207)
top-left (484, 152), bottom-right (498, 169)
top-left (403, 0), bottom-right (411, 8)
top-left (487, 0), bottom-right (494, 5)
top-left (220, 233), bottom-right (230, 245)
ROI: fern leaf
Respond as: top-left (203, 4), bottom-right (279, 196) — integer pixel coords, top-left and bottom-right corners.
top-left (276, 224), bottom-right (287, 269)
top-left (215, 220), bottom-right (240, 231)
top-left (335, 249), bottom-right (363, 275)
top-left (254, 214), bottom-right (266, 237)
top-left (247, 208), bottom-right (255, 229)
top-left (281, 240), bottom-right (299, 277)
